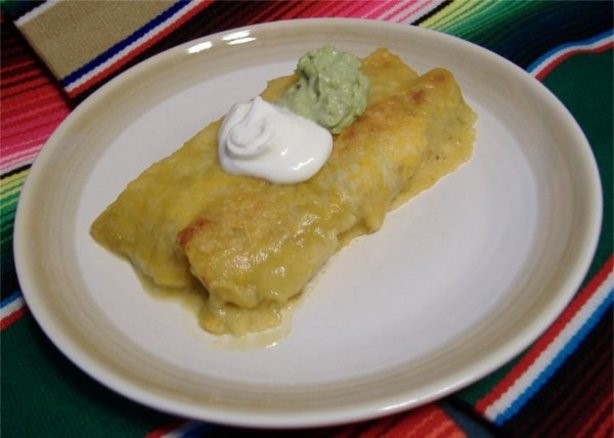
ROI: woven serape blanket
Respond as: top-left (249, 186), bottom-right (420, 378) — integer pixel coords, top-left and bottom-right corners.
top-left (1, 1), bottom-right (612, 437)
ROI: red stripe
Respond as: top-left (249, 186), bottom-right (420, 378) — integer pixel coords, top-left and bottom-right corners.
top-left (67, 1), bottom-right (213, 99)
top-left (2, 97), bottom-right (68, 124)
top-left (535, 41), bottom-right (614, 80)
top-left (145, 419), bottom-right (186, 438)
top-left (361, 0), bottom-right (401, 19)
top-left (295, 0), bottom-right (333, 19)
top-left (326, 0), bottom-right (366, 18)
top-left (246, 1), bottom-right (284, 24)
top-left (0, 69), bottom-right (42, 89)
top-left (426, 420), bottom-right (466, 438)
top-left (528, 322), bottom-right (612, 437)
top-left (278, 0), bottom-right (310, 20)
top-left (284, 1), bottom-right (318, 20)
top-left (1, 94), bottom-right (65, 120)
top-left (407, 407), bottom-right (443, 437)
top-left (260, 0), bottom-right (303, 21)
top-left (394, 1), bottom-right (435, 23)
top-left (363, 0), bottom-right (397, 19)
top-left (298, 0), bottom-right (347, 18)
top-left (380, 0), bottom-right (417, 21)
top-left (338, 412), bottom-right (405, 438)
top-left (316, 0), bottom-right (355, 18)
top-left (2, 94), bottom-right (68, 122)
top-left (574, 391), bottom-right (614, 438)
top-left (0, 146), bottom-right (40, 170)
top-left (378, 404), bottom-right (464, 438)
top-left (475, 255), bottom-right (614, 414)
top-left (595, 422), bottom-right (614, 438)
top-left (336, 0), bottom-right (380, 18)
top-left (2, 144), bottom-right (50, 171)
top-left (531, 330), bottom-right (611, 436)
top-left (592, 395), bottom-right (614, 438)
top-left (1, 77), bottom-right (51, 98)
top-left (1, 112), bottom-right (66, 142)
top-left (1, 86), bottom-right (68, 115)
top-left (0, 306), bottom-right (28, 330)
top-left (0, 138), bottom-right (42, 158)
top-left (2, 101), bottom-right (68, 131)
top-left (1, 58), bottom-right (36, 74)
top-left (2, 147), bottom-right (42, 171)
top-left (383, 405), bottom-right (435, 437)
top-left (540, 340), bottom-right (611, 436)
top-left (0, 120), bottom-right (63, 160)
top-left (361, 0), bottom-right (393, 19)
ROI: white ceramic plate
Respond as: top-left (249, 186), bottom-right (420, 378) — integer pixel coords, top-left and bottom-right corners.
top-left (14, 19), bottom-right (601, 428)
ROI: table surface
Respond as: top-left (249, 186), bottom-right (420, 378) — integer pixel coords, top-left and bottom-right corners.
top-left (1, 1), bottom-right (612, 437)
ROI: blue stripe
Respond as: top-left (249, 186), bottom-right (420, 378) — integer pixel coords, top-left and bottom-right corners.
top-left (60, 0), bottom-right (192, 88)
top-left (527, 29), bottom-right (614, 74)
top-left (178, 422), bottom-right (218, 437)
top-left (495, 287), bottom-right (614, 425)
top-left (1, 291), bottom-right (23, 308)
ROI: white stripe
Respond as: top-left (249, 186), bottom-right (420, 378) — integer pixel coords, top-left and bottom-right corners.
top-left (484, 270), bottom-right (614, 421)
top-left (14, 0), bottom-right (58, 26)
top-left (0, 295), bottom-right (25, 321)
top-left (65, 0), bottom-right (202, 92)
top-left (530, 34), bottom-right (614, 77)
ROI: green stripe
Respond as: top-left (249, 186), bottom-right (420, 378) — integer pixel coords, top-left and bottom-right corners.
top-left (1, 223), bottom-right (15, 269)
top-left (1, 316), bottom-right (174, 437)
top-left (454, 47), bottom-right (613, 411)
top-left (2, 165), bottom-right (27, 209)
top-left (541, 50), bottom-right (613, 280)
top-left (1, 225), bottom-right (14, 244)
top-left (1, 173), bottom-right (23, 246)
top-left (455, 355), bottom-right (523, 405)
top-left (1, 218), bottom-right (14, 233)
top-left (446, 2), bottom-right (527, 41)
top-left (1, 191), bottom-right (20, 213)
top-left (425, 0), bottom-right (493, 33)
top-left (420, 1), bottom-right (553, 55)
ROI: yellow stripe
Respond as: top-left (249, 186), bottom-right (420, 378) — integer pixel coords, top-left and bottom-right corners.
top-left (0, 171), bottom-right (27, 197)
top-left (1, 184), bottom-right (23, 200)
top-left (1, 170), bottom-right (28, 187)
top-left (421, 0), bottom-right (489, 31)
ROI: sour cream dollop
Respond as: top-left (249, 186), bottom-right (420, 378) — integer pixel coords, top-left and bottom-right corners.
top-left (218, 97), bottom-right (333, 184)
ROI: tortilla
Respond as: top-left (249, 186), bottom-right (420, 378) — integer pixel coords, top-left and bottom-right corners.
top-left (91, 48), bottom-right (476, 335)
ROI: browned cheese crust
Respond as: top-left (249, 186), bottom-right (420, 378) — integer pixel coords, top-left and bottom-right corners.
top-left (91, 48), bottom-right (476, 335)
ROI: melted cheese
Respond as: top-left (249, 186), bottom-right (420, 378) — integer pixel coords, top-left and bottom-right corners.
top-left (90, 48), bottom-right (476, 336)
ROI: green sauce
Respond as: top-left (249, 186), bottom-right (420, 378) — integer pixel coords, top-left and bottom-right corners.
top-left (281, 46), bottom-right (369, 134)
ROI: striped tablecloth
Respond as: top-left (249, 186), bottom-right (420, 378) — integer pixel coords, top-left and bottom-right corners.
top-left (1, 1), bottom-right (612, 436)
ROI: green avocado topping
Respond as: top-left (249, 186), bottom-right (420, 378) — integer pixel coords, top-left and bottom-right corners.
top-left (281, 46), bottom-right (369, 134)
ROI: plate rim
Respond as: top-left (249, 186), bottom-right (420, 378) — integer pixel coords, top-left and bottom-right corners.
top-left (13, 17), bottom-right (603, 428)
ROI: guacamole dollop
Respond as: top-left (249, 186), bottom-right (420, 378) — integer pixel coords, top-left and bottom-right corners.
top-left (281, 46), bottom-right (369, 134)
